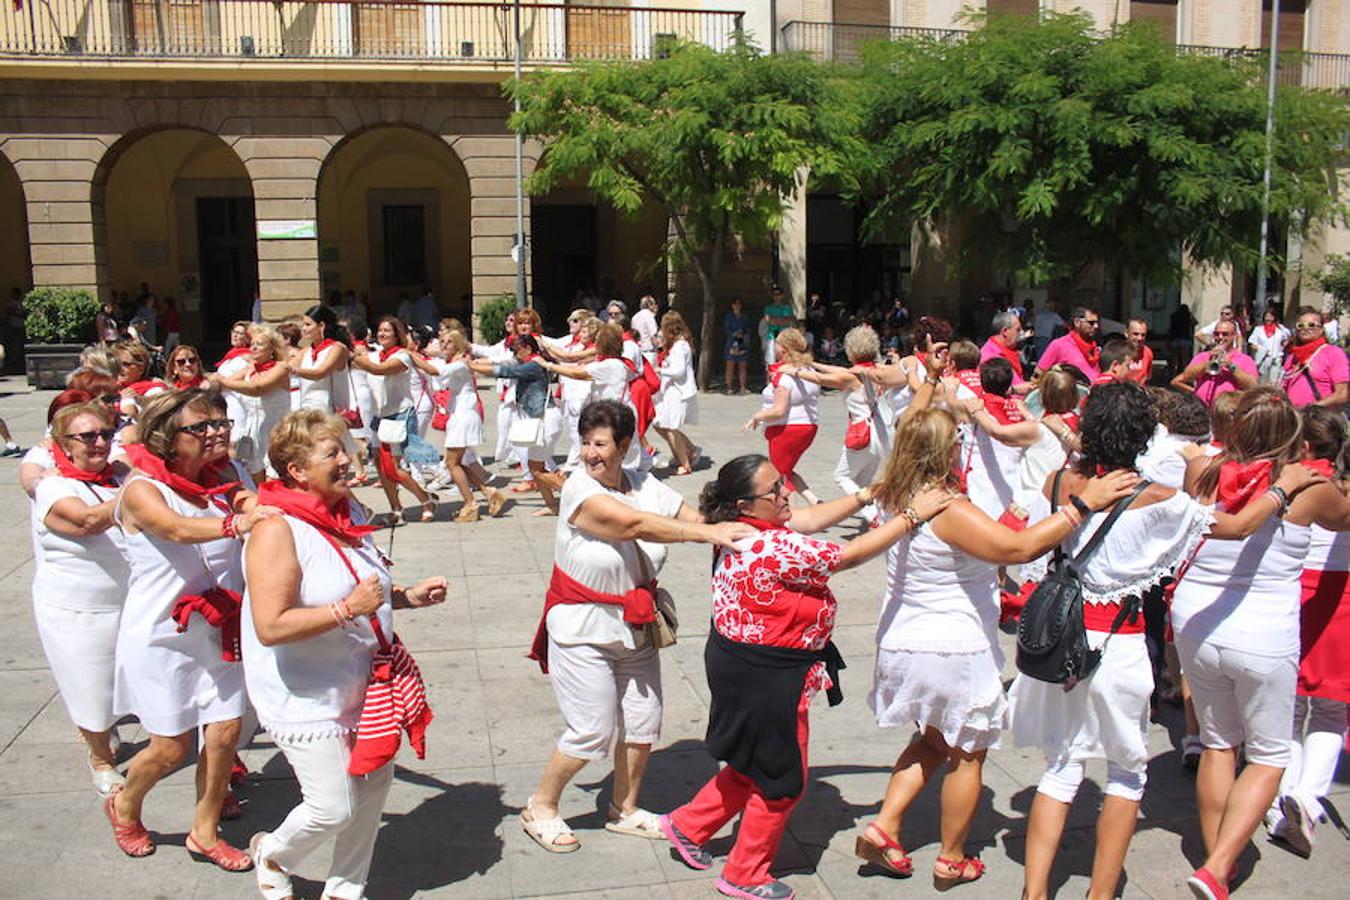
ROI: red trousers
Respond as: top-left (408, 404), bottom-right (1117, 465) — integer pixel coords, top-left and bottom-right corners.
top-left (671, 690), bottom-right (811, 887)
top-left (764, 424), bottom-right (817, 493)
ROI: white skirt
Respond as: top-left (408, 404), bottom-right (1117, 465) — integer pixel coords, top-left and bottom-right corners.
top-left (526, 407), bottom-right (565, 462)
top-left (444, 411), bottom-right (484, 449)
top-left (869, 647), bottom-right (1008, 753)
top-left (34, 602), bottom-right (121, 732)
top-left (1009, 630), bottom-right (1153, 773)
top-left (656, 392), bottom-right (698, 430)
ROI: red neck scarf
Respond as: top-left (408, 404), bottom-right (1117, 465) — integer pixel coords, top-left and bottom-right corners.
top-left (124, 379), bottom-right (167, 396)
top-left (1216, 458), bottom-right (1274, 512)
top-left (253, 359), bottom-right (277, 374)
top-left (124, 443), bottom-right (239, 502)
top-left (1304, 457), bottom-right (1335, 478)
top-left (378, 344), bottom-right (403, 363)
top-left (309, 338), bottom-right (338, 363)
top-left (855, 360), bottom-right (876, 369)
top-left (1070, 330), bottom-right (1100, 369)
top-left (737, 515), bottom-right (790, 533)
top-left (173, 374), bottom-right (205, 391)
top-left (767, 361), bottom-right (786, 388)
top-left (955, 368), bottom-right (983, 395)
top-left (50, 440), bottom-right (118, 487)
top-left (215, 346), bottom-right (251, 369)
top-left (1290, 336), bottom-right (1328, 367)
top-left (256, 480), bottom-right (376, 546)
top-left (1263, 323), bottom-right (1278, 337)
top-left (983, 393), bottom-right (1019, 424)
top-left (1057, 411), bottom-right (1081, 433)
top-left (504, 333), bottom-right (519, 350)
top-left (990, 336), bottom-right (1024, 379)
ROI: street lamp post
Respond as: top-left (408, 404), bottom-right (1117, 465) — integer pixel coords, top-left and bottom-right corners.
top-left (513, 0), bottom-right (528, 310)
top-left (1255, 0), bottom-right (1280, 319)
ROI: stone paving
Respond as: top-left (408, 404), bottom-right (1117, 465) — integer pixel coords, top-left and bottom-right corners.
top-left (0, 374), bottom-right (1347, 899)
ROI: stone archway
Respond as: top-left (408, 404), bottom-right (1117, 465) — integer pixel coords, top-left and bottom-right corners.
top-left (92, 128), bottom-right (258, 347)
top-left (316, 125), bottom-right (472, 324)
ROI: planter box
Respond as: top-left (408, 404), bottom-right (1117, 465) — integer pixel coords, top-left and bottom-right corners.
top-left (25, 343), bottom-right (85, 389)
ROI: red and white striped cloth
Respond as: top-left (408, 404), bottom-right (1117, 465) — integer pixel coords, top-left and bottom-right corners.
top-left (348, 617), bottom-right (433, 776)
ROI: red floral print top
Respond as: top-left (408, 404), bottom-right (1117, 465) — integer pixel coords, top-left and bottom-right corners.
top-left (712, 518), bottom-right (843, 697)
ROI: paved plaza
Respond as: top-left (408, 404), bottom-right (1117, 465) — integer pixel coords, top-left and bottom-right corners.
top-left (0, 375), bottom-right (1347, 900)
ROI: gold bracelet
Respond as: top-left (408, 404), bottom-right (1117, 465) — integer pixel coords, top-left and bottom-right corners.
top-left (901, 505), bottom-right (922, 526)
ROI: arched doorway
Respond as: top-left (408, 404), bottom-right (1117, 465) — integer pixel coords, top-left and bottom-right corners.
top-left (316, 126), bottom-right (471, 325)
top-left (530, 172), bottom-right (668, 331)
top-left (0, 152), bottom-right (31, 372)
top-left (93, 129), bottom-right (258, 348)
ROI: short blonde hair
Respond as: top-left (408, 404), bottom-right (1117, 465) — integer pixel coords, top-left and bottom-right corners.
top-left (775, 328), bottom-right (812, 366)
top-left (114, 339), bottom-right (151, 372)
top-left (268, 408), bottom-right (348, 485)
top-left (51, 402), bottom-right (112, 444)
top-left (844, 325), bottom-right (879, 364)
top-left (441, 329), bottom-right (470, 358)
top-left (248, 324), bottom-right (288, 362)
top-left (135, 389), bottom-right (226, 461)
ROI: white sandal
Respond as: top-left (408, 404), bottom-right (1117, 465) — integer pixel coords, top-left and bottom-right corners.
top-left (604, 804), bottom-right (664, 840)
top-left (520, 796), bottom-right (580, 853)
top-left (250, 832), bottom-right (294, 900)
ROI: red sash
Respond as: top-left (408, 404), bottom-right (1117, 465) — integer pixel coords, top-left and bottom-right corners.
top-left (529, 565), bottom-right (657, 673)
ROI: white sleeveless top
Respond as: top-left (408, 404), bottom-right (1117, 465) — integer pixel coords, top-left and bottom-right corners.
top-left (32, 476), bottom-right (128, 611)
top-left (760, 373), bottom-right (820, 426)
top-left (1306, 524), bottom-right (1348, 573)
top-left (1171, 514), bottom-right (1311, 657)
top-left (875, 511), bottom-right (1000, 660)
top-left (297, 343), bottom-right (350, 413)
top-left (242, 515), bottom-right (393, 740)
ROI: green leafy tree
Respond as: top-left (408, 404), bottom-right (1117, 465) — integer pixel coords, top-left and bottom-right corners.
top-left (508, 38), bottom-right (862, 385)
top-left (1312, 255), bottom-right (1350, 320)
top-left (853, 13), bottom-right (1349, 287)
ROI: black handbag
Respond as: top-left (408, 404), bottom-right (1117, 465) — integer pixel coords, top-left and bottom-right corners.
top-left (1016, 471), bottom-right (1150, 689)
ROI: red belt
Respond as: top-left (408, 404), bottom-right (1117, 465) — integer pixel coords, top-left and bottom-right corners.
top-left (1082, 600), bottom-right (1144, 635)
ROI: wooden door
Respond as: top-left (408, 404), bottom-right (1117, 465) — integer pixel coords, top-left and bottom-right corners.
top-left (567, 5), bottom-right (631, 59)
top-left (355, 3), bottom-right (425, 57)
top-left (127, 0), bottom-right (205, 54)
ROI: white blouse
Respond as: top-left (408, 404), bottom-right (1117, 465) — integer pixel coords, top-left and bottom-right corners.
top-left (659, 340), bottom-right (697, 400)
top-left (368, 349), bottom-right (413, 417)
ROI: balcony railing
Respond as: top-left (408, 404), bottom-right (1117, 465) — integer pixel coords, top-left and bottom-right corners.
top-left (780, 20), bottom-right (1350, 92)
top-left (0, 1), bottom-right (744, 64)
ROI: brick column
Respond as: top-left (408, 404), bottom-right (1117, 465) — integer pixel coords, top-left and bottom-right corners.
top-left (234, 137), bottom-right (329, 321)
top-left (7, 137), bottom-right (107, 298)
top-left (457, 136), bottom-right (537, 320)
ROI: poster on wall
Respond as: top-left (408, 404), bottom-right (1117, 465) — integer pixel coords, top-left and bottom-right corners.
top-left (257, 219), bottom-right (318, 240)
top-left (180, 272), bottom-right (201, 312)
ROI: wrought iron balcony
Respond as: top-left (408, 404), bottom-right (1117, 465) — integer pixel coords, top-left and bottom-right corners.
top-left (779, 20), bottom-right (1350, 92)
top-left (1, 1), bottom-right (744, 65)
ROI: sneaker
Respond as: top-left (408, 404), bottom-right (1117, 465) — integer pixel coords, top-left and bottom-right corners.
top-left (715, 877), bottom-right (795, 900)
top-left (0, 444), bottom-right (21, 458)
top-left (659, 814), bottom-right (711, 870)
top-left (1279, 793), bottom-right (1316, 857)
top-left (1182, 735), bottom-right (1203, 771)
top-left (1186, 867), bottom-right (1228, 900)
top-left (1264, 804), bottom-right (1287, 838)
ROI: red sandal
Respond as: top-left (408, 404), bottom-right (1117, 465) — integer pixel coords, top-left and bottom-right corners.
top-left (186, 833), bottom-right (254, 872)
top-left (853, 822), bottom-right (913, 877)
top-left (933, 855), bottom-right (986, 890)
top-left (104, 793), bottom-right (155, 858)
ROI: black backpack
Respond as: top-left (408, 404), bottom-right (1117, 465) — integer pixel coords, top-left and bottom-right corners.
top-left (1016, 471), bottom-right (1151, 688)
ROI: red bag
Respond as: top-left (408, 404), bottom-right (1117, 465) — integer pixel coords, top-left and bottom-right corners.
top-left (336, 407), bottom-right (363, 429)
top-left (430, 389), bottom-right (451, 431)
top-left (348, 617), bottom-right (433, 776)
top-left (639, 358), bottom-right (661, 394)
top-left (844, 419), bottom-right (871, 451)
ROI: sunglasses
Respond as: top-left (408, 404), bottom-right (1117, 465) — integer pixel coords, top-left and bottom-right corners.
top-left (63, 428), bottom-right (117, 447)
top-left (1079, 318), bottom-right (1100, 326)
top-left (177, 418), bottom-right (232, 437)
top-left (174, 357), bottom-right (200, 366)
top-left (1295, 322), bottom-right (1322, 331)
top-left (745, 476), bottom-right (789, 501)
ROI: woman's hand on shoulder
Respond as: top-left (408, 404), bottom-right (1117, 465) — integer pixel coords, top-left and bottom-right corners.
top-left (1079, 469), bottom-right (1141, 511)
top-left (910, 485), bottom-right (958, 523)
top-left (1276, 462), bottom-right (1327, 498)
top-left (238, 503), bottom-right (282, 535)
top-left (404, 576), bottom-right (449, 608)
top-left (702, 521), bottom-right (758, 548)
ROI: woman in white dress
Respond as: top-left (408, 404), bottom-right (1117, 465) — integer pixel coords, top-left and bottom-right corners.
top-left (1248, 308), bottom-right (1291, 385)
top-left (212, 324), bottom-right (292, 482)
top-left (30, 402), bottom-right (129, 798)
top-left (424, 328), bottom-right (506, 523)
top-left (350, 316), bottom-right (439, 523)
top-left (855, 379), bottom-right (1137, 889)
top-left (215, 320), bottom-right (255, 455)
top-left (1174, 388), bottom-right (1350, 899)
top-left (243, 409), bottom-right (448, 900)
top-left (1010, 383), bottom-right (1315, 900)
top-left (108, 389), bottom-right (276, 870)
top-left (292, 304), bottom-right (367, 485)
top-left (344, 320), bottom-right (377, 480)
top-left (653, 311), bottom-right (700, 476)
top-left (780, 325), bottom-right (890, 525)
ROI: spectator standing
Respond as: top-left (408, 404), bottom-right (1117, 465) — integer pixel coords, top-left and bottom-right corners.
top-left (1170, 320), bottom-right (1258, 406)
top-left (761, 288), bottom-right (795, 367)
top-left (632, 295), bottom-right (660, 365)
top-left (1281, 307), bottom-right (1348, 408)
top-left (96, 299), bottom-right (121, 344)
top-left (723, 298), bottom-right (750, 394)
top-left (1195, 305), bottom-right (1244, 351)
top-left (1035, 307), bottom-right (1102, 381)
top-left (159, 297), bottom-right (181, 355)
top-left (1249, 308), bottom-right (1292, 384)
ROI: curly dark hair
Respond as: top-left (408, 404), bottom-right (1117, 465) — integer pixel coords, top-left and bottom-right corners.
top-left (1075, 382), bottom-right (1156, 474)
top-left (699, 454), bottom-right (768, 524)
top-left (578, 399), bottom-right (635, 446)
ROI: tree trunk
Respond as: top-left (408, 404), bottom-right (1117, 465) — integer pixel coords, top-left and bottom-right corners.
top-left (694, 229), bottom-right (725, 390)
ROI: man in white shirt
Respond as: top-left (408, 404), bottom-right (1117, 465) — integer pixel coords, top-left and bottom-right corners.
top-left (632, 295), bottom-right (659, 364)
top-left (1195, 304), bottom-right (1243, 350)
top-left (1032, 300), bottom-right (1065, 359)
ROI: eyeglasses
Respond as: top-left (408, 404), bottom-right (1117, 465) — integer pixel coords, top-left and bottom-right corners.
top-left (745, 476), bottom-right (788, 501)
top-left (1295, 322), bottom-right (1322, 331)
top-left (176, 418), bottom-right (232, 437)
top-left (62, 428), bottom-right (116, 447)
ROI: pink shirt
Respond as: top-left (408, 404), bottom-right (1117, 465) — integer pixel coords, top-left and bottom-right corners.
top-left (979, 337), bottom-right (1025, 383)
top-left (1187, 350), bottom-right (1257, 406)
top-left (1283, 344), bottom-right (1349, 408)
top-left (1036, 333), bottom-right (1099, 381)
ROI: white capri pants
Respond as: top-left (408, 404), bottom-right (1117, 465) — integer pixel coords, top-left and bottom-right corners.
top-left (1038, 758), bottom-right (1147, 804)
top-left (1177, 638), bottom-right (1295, 768)
top-left (833, 440), bottom-right (883, 522)
top-left (259, 731), bottom-right (394, 900)
top-left (547, 636), bottom-right (662, 760)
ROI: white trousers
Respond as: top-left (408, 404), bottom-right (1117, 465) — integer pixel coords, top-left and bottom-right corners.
top-left (833, 440), bottom-right (882, 522)
top-left (548, 637), bottom-right (662, 760)
top-left (1278, 694), bottom-right (1348, 819)
top-left (495, 401), bottom-right (515, 462)
top-left (1178, 638), bottom-right (1295, 767)
top-left (262, 731), bottom-right (394, 900)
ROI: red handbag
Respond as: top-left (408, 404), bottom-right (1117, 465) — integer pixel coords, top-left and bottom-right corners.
top-left (844, 419), bottom-right (871, 451)
top-left (430, 389), bottom-right (451, 431)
